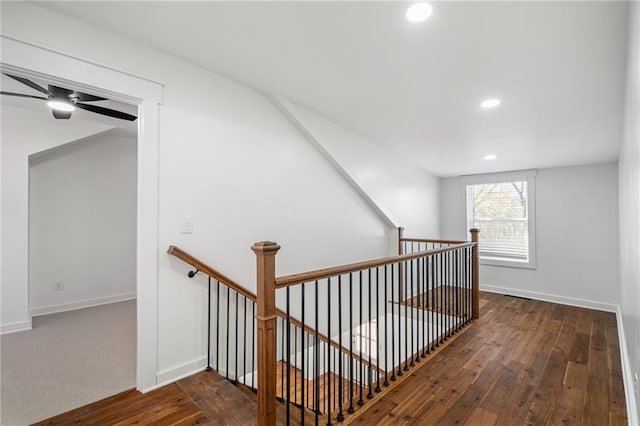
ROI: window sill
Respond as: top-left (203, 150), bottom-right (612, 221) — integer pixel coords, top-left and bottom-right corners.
top-left (480, 257), bottom-right (536, 270)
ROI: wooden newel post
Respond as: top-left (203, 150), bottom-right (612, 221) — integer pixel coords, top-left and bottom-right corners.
top-left (251, 241), bottom-right (280, 426)
top-left (469, 229), bottom-right (480, 319)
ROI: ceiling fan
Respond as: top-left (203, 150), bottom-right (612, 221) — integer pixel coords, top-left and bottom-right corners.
top-left (0, 73), bottom-right (137, 121)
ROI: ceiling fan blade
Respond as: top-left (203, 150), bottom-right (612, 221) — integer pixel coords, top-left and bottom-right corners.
top-left (3, 74), bottom-right (51, 96)
top-left (75, 102), bottom-right (137, 121)
top-left (52, 109), bottom-right (72, 120)
top-left (71, 92), bottom-right (107, 102)
top-left (48, 85), bottom-right (73, 97)
top-left (0, 91), bottom-right (48, 100)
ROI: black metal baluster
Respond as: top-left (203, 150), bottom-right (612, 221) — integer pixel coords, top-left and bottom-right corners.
top-left (307, 332), bottom-right (311, 409)
top-left (383, 265), bottom-right (389, 387)
top-left (206, 277), bottom-right (212, 372)
top-left (426, 256), bottom-right (431, 355)
top-left (235, 291), bottom-right (239, 383)
top-left (438, 253), bottom-right (446, 343)
top-left (429, 255), bottom-right (438, 350)
top-left (391, 263), bottom-right (396, 382)
top-left (447, 251), bottom-right (452, 339)
top-left (447, 251), bottom-right (452, 334)
top-left (358, 271), bottom-right (364, 406)
top-left (436, 253), bottom-right (441, 347)
top-left (455, 249), bottom-right (460, 332)
top-left (315, 280), bottom-right (320, 422)
top-left (252, 302), bottom-right (255, 390)
top-left (417, 257), bottom-right (423, 361)
top-left (286, 287), bottom-right (291, 424)
top-left (327, 278), bottom-right (332, 424)
top-left (338, 276), bottom-right (344, 421)
top-left (226, 286), bottom-right (230, 379)
top-left (443, 251), bottom-right (448, 340)
top-left (281, 317), bottom-right (284, 399)
top-left (375, 267), bottom-right (381, 393)
top-left (295, 320), bottom-right (298, 406)
top-left (348, 272), bottom-right (355, 414)
top-left (465, 248), bottom-right (469, 325)
top-left (301, 283), bottom-right (305, 421)
top-left (367, 269), bottom-right (373, 400)
top-left (243, 296), bottom-right (247, 383)
top-left (216, 280), bottom-right (220, 372)
top-left (443, 251), bottom-right (447, 341)
top-left (410, 258), bottom-right (415, 367)
top-left (468, 246), bottom-right (472, 324)
top-left (396, 261), bottom-right (403, 378)
top-left (421, 256), bottom-right (426, 358)
top-left (404, 259), bottom-right (409, 372)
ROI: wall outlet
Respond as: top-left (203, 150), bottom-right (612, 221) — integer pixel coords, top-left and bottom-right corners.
top-left (634, 373), bottom-right (639, 393)
top-left (53, 280), bottom-right (64, 291)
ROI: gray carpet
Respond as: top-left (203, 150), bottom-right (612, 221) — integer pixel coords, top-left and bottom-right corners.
top-left (0, 300), bottom-right (136, 425)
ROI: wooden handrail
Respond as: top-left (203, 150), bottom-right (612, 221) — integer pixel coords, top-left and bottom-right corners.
top-left (167, 245), bottom-right (383, 375)
top-left (275, 242), bottom-right (474, 288)
top-left (168, 245), bottom-right (257, 302)
top-left (400, 237), bottom-right (466, 245)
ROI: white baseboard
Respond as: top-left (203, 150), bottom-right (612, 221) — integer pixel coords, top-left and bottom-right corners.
top-left (616, 306), bottom-right (639, 426)
top-left (480, 284), bottom-right (617, 313)
top-left (0, 319), bottom-right (32, 335)
top-left (30, 292), bottom-right (136, 317)
top-left (148, 356), bottom-right (208, 392)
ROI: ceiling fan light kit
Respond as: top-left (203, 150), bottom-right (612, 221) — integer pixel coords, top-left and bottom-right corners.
top-left (0, 73), bottom-right (137, 121)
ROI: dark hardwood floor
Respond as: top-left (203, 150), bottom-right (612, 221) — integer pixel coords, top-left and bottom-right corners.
top-left (35, 292), bottom-right (627, 425)
top-left (352, 292), bottom-right (627, 425)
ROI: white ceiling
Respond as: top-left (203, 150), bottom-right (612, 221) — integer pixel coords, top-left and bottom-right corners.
top-left (34, 1), bottom-right (629, 177)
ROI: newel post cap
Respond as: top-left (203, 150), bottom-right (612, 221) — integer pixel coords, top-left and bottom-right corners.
top-left (251, 241), bottom-right (281, 254)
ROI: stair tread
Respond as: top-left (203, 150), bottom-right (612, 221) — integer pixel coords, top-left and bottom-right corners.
top-left (177, 370), bottom-right (257, 424)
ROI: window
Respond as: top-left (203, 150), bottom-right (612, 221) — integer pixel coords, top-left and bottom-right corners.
top-left (462, 170), bottom-right (536, 269)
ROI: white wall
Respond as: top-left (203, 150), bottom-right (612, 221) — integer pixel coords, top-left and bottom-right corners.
top-left (273, 97), bottom-right (440, 238)
top-left (29, 131), bottom-right (137, 315)
top-left (1, 2), bottom-right (439, 385)
top-left (620, 1), bottom-right (640, 419)
top-left (441, 163), bottom-right (620, 310)
top-left (0, 104), bottom-right (114, 333)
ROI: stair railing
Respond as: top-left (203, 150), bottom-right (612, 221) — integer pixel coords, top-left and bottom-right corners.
top-left (168, 245), bottom-right (260, 390)
top-left (167, 244), bottom-right (383, 423)
top-left (253, 229), bottom-right (479, 425)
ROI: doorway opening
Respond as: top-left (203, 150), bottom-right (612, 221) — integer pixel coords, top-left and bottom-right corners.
top-left (0, 71), bottom-right (140, 424)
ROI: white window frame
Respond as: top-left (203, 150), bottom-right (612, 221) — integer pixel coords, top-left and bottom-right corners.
top-left (460, 170), bottom-right (537, 269)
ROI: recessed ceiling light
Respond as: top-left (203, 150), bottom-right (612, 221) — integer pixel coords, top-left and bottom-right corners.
top-left (47, 100), bottom-right (75, 112)
top-left (406, 3), bottom-right (433, 23)
top-left (481, 99), bottom-right (501, 109)
top-left (484, 154), bottom-right (497, 160)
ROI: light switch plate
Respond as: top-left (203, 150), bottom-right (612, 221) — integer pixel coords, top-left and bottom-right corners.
top-left (180, 216), bottom-right (193, 234)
